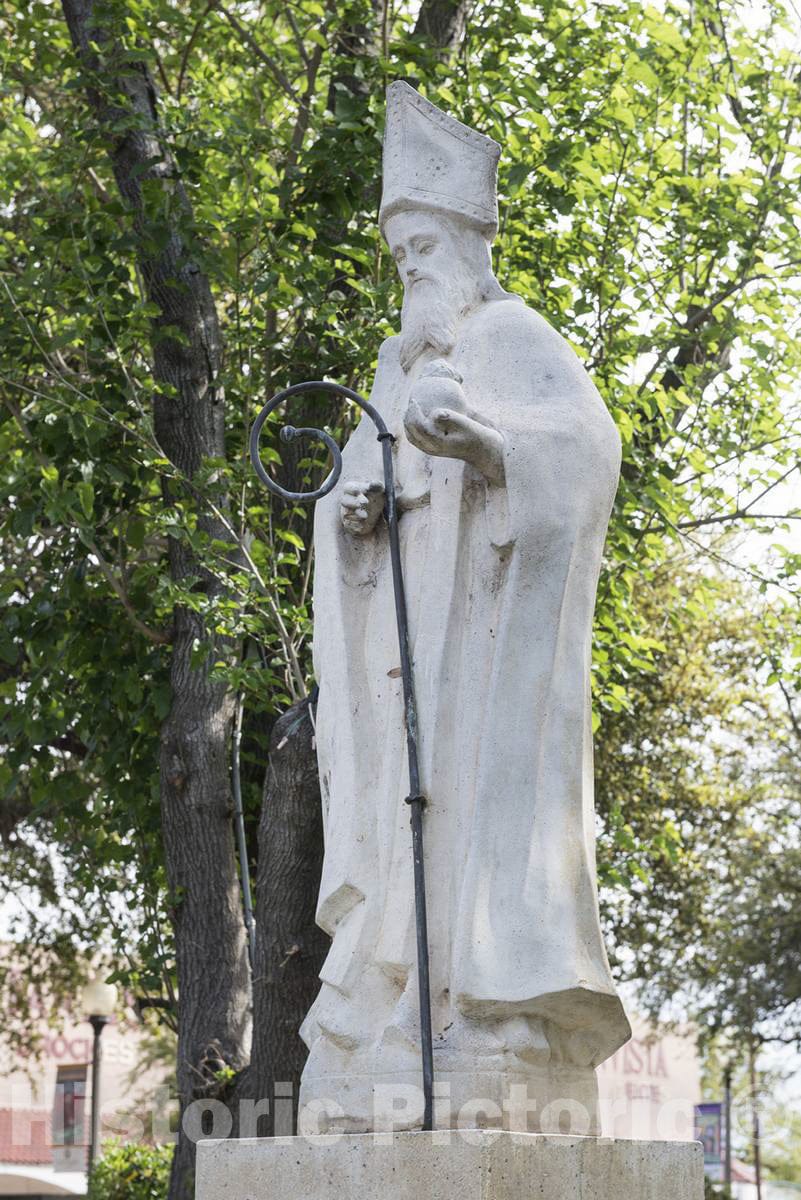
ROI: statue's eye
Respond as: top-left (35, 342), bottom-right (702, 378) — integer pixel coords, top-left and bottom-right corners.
top-left (418, 241), bottom-right (435, 255)
top-left (394, 249), bottom-right (406, 264)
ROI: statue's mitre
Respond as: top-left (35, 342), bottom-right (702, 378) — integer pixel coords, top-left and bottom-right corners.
top-left (379, 81), bottom-right (500, 237)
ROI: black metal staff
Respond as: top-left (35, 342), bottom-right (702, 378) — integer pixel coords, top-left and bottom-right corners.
top-left (250, 380), bottom-right (435, 1132)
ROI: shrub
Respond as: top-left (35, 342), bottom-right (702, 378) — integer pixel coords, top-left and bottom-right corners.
top-left (88, 1140), bottom-right (173, 1200)
top-left (704, 1179), bottom-right (732, 1200)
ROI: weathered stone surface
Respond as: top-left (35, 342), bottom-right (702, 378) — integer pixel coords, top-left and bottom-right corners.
top-left (196, 1131), bottom-right (704, 1200)
top-left (303, 79), bottom-right (630, 1133)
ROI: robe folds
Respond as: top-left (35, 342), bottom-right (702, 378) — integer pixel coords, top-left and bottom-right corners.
top-left (302, 297), bottom-right (631, 1093)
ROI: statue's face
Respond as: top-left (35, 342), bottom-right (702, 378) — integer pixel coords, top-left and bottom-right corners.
top-left (385, 210), bottom-right (456, 294)
top-left (385, 209), bottom-right (485, 372)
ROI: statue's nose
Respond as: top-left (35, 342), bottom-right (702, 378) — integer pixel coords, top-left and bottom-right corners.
top-left (406, 265), bottom-right (419, 282)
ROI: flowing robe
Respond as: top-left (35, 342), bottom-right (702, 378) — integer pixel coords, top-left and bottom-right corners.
top-left (301, 297), bottom-right (630, 1127)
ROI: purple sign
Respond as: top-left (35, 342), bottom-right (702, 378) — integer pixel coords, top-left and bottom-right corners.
top-left (694, 1102), bottom-right (723, 1165)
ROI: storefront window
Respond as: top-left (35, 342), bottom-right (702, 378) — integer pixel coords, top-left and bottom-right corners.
top-left (52, 1064), bottom-right (87, 1146)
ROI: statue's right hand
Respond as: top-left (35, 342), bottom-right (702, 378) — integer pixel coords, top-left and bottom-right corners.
top-left (340, 480), bottom-right (385, 536)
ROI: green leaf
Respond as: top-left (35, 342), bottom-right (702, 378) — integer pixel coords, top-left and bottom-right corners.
top-left (76, 481), bottom-right (94, 520)
top-left (277, 529), bottom-right (305, 550)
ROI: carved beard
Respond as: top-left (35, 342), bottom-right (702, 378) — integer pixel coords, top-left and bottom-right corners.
top-left (397, 264), bottom-right (480, 374)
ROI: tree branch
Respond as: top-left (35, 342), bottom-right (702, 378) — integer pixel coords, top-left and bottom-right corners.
top-left (677, 463), bottom-right (801, 530)
top-left (777, 676), bottom-right (801, 747)
top-left (218, 4), bottom-right (299, 100)
top-left (85, 536), bottom-right (172, 644)
top-left (177, 0), bottom-right (217, 100)
top-left (677, 511), bottom-right (801, 531)
top-left (285, 7), bottom-right (310, 66)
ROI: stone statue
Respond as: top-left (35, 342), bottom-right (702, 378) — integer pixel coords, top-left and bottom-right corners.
top-left (299, 81), bottom-right (631, 1134)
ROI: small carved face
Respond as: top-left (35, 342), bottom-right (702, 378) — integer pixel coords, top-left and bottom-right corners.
top-left (385, 211), bottom-right (456, 292)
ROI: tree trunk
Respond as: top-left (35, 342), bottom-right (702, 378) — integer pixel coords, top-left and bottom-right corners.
top-left (413, 0), bottom-right (471, 54)
top-left (60, 6), bottom-right (250, 1198)
top-left (246, 697), bottom-right (328, 1135)
top-left (749, 1040), bottom-right (763, 1200)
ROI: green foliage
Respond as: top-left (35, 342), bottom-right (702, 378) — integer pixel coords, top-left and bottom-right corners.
top-left (597, 566), bottom-right (801, 1042)
top-left (1, 0), bottom-right (800, 1045)
top-left (763, 1105), bottom-right (801, 1183)
top-left (88, 1140), bottom-right (173, 1200)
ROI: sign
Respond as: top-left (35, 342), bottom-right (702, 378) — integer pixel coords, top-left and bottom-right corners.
top-left (598, 1021), bottom-right (702, 1141)
top-left (695, 1102), bottom-right (723, 1165)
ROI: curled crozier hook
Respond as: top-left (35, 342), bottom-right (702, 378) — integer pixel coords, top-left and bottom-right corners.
top-left (249, 379), bottom-right (388, 504)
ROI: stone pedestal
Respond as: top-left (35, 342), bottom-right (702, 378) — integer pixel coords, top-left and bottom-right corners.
top-left (196, 1130), bottom-right (703, 1199)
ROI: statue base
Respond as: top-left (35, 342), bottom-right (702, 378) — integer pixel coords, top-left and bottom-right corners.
top-left (298, 1064), bottom-right (601, 1134)
top-left (196, 1130), bottom-right (703, 1199)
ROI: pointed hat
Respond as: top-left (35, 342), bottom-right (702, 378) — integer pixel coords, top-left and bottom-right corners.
top-left (380, 81), bottom-right (500, 237)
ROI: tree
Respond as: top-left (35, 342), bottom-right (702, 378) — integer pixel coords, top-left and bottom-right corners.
top-left (1, 3), bottom-right (800, 1199)
top-left (597, 563), bottom-right (801, 1048)
top-left (57, 3), bottom-right (251, 1191)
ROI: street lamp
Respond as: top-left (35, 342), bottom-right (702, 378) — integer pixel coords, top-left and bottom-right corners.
top-left (724, 1061), bottom-right (734, 1191)
top-left (81, 976), bottom-right (118, 1174)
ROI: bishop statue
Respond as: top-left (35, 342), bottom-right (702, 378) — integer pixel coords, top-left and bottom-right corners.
top-left (299, 81), bottom-right (631, 1134)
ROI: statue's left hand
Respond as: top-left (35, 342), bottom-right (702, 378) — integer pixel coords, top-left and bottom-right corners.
top-left (404, 401), bottom-right (505, 486)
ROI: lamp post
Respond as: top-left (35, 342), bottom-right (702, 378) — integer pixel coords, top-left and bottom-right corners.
top-left (81, 977), bottom-right (118, 1175)
top-left (724, 1063), bottom-right (733, 1191)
